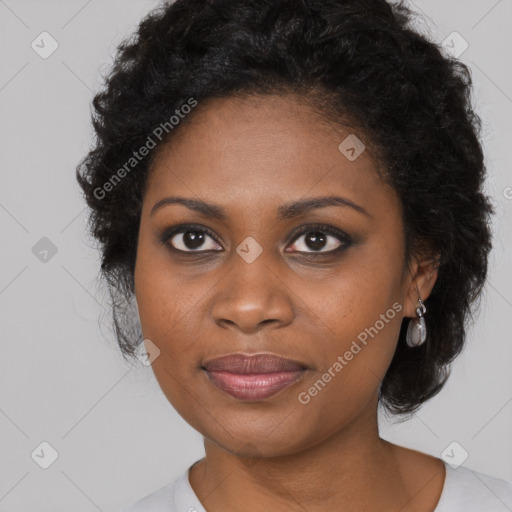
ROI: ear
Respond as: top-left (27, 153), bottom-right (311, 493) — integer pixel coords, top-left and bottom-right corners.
top-left (403, 253), bottom-right (440, 318)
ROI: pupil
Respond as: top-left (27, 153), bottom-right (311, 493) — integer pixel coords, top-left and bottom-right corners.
top-left (184, 231), bottom-right (204, 249)
top-left (306, 231), bottom-right (326, 251)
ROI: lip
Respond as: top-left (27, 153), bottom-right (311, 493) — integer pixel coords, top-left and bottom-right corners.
top-left (202, 353), bottom-right (309, 401)
top-left (203, 353), bottom-right (308, 373)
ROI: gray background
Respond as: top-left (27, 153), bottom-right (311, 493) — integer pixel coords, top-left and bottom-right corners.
top-left (0, 1), bottom-right (511, 510)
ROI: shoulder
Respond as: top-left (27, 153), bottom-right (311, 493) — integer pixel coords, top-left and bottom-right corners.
top-left (436, 463), bottom-right (512, 511)
top-left (122, 480), bottom-right (175, 512)
top-left (121, 462), bottom-right (205, 512)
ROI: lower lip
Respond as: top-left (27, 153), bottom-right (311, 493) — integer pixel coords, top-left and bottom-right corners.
top-left (204, 369), bottom-right (307, 401)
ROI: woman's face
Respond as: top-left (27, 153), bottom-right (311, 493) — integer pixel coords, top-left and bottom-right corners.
top-left (134, 93), bottom-right (434, 457)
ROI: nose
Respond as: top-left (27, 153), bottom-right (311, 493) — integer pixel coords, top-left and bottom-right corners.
top-left (211, 251), bottom-right (295, 334)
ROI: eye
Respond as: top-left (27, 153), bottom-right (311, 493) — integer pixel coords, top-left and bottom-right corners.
top-left (161, 224), bottom-right (222, 253)
top-left (286, 224), bottom-right (351, 254)
top-left (159, 223), bottom-right (351, 256)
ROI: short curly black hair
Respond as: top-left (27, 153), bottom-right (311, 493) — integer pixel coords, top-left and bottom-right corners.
top-left (76, 0), bottom-right (494, 416)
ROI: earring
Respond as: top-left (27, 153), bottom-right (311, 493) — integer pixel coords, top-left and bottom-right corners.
top-left (406, 298), bottom-right (427, 347)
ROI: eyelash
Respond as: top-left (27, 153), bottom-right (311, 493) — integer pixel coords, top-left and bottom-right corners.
top-left (159, 223), bottom-right (352, 257)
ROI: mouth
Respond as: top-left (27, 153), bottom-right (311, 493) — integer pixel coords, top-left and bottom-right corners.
top-left (202, 352), bottom-right (309, 401)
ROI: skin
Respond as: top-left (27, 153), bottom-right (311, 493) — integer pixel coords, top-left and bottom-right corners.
top-left (134, 93), bottom-right (444, 511)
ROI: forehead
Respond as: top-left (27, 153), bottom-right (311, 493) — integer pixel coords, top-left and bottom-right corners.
top-left (144, 94), bottom-right (396, 219)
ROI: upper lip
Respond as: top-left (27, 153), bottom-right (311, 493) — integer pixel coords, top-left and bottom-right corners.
top-left (202, 352), bottom-right (308, 373)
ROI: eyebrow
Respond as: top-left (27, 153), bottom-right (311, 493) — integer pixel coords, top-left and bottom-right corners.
top-left (150, 195), bottom-right (371, 220)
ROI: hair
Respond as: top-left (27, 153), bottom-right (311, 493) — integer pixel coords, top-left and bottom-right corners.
top-left (76, 0), bottom-right (494, 416)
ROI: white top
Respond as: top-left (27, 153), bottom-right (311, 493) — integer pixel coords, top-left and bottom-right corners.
top-left (123, 459), bottom-right (512, 511)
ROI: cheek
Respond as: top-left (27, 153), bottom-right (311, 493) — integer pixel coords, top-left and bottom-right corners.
top-left (134, 256), bottom-right (211, 422)
top-left (134, 243), bottom-right (199, 376)
top-left (306, 240), bottom-right (404, 347)
top-left (295, 242), bottom-right (405, 404)
top-left (292, 296), bottom-right (403, 440)
top-left (135, 228), bottom-right (205, 333)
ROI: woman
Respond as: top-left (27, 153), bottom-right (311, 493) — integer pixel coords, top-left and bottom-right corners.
top-left (77, 0), bottom-right (512, 510)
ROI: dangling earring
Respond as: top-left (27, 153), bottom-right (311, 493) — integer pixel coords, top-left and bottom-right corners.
top-left (406, 298), bottom-right (427, 347)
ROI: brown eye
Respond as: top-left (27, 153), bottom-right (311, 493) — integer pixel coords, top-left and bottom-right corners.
top-left (286, 225), bottom-right (352, 254)
top-left (170, 230), bottom-right (220, 251)
top-left (163, 226), bottom-right (222, 252)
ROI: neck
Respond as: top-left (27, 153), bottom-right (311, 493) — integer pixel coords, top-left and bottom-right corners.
top-left (188, 398), bottom-right (415, 511)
